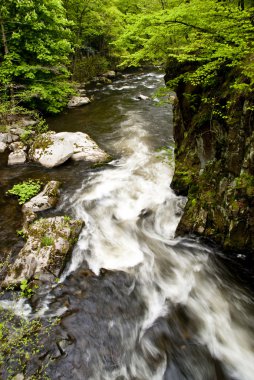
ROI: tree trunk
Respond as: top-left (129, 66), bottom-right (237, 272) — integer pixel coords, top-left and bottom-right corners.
top-left (160, 0), bottom-right (166, 10)
top-left (0, 18), bottom-right (9, 55)
top-left (238, 0), bottom-right (244, 10)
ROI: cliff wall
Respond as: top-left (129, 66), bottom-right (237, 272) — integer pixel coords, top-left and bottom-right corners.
top-left (166, 60), bottom-right (254, 264)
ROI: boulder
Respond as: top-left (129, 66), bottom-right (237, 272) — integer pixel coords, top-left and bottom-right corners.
top-left (9, 141), bottom-right (26, 151)
top-left (12, 375), bottom-right (24, 380)
top-left (137, 94), bottom-right (149, 100)
top-left (8, 150), bottom-right (27, 165)
top-left (2, 216), bottom-right (83, 287)
top-left (30, 132), bottom-right (74, 168)
top-left (19, 118), bottom-right (37, 128)
top-left (68, 96), bottom-right (90, 108)
top-left (65, 132), bottom-right (109, 163)
top-left (30, 132), bottom-right (109, 168)
top-left (78, 89), bottom-right (86, 96)
top-left (10, 127), bottom-right (26, 136)
top-left (6, 133), bottom-right (13, 143)
top-left (0, 133), bottom-right (8, 143)
top-left (22, 181), bottom-right (60, 216)
top-left (102, 70), bottom-right (116, 78)
top-left (0, 141), bottom-right (7, 153)
top-left (99, 77), bottom-right (112, 84)
top-left (11, 134), bottom-right (19, 142)
top-left (11, 117), bottom-right (38, 129)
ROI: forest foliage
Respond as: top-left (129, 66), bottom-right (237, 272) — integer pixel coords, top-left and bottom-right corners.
top-left (114, 0), bottom-right (254, 92)
top-left (0, 0), bottom-right (253, 113)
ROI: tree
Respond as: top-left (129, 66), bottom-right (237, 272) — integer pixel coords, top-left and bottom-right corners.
top-left (0, 0), bottom-right (73, 113)
top-left (63, 0), bottom-right (123, 76)
top-left (114, 0), bottom-right (254, 92)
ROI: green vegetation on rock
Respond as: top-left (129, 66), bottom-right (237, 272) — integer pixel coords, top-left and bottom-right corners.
top-left (41, 236), bottom-right (54, 247)
top-left (7, 180), bottom-right (42, 205)
top-left (0, 305), bottom-right (58, 379)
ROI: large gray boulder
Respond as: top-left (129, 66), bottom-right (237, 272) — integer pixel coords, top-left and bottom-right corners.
top-left (3, 216), bottom-right (83, 287)
top-left (30, 132), bottom-right (109, 168)
top-left (30, 132), bottom-right (74, 168)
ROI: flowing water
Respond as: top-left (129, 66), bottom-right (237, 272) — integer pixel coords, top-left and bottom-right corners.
top-left (1, 71), bottom-right (254, 379)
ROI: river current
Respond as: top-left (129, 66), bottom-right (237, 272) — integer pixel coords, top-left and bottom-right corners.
top-left (2, 71), bottom-right (254, 379)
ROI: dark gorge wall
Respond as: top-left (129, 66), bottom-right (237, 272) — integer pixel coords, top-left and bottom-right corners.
top-left (166, 60), bottom-right (254, 263)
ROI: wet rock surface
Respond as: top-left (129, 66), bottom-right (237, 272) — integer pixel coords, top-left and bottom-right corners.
top-left (37, 269), bottom-right (146, 380)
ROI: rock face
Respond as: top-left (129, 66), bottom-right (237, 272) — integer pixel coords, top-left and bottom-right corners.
top-left (166, 59), bottom-right (254, 260)
top-left (68, 96), bottom-right (90, 108)
top-left (3, 216), bottom-right (83, 287)
top-left (30, 132), bottom-right (109, 168)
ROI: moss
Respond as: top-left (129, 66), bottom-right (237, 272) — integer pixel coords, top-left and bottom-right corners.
top-left (171, 69), bottom-right (254, 254)
top-left (30, 133), bottom-right (53, 158)
top-left (172, 167), bottom-right (197, 196)
top-left (92, 155), bottom-right (112, 167)
top-left (235, 172), bottom-right (254, 196)
top-left (0, 125), bottom-right (8, 133)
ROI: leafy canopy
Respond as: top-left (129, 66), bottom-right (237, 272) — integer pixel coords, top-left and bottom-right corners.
top-left (114, 0), bottom-right (254, 91)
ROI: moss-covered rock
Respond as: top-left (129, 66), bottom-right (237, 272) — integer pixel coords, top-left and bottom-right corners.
top-left (2, 216), bottom-right (83, 287)
top-left (22, 180), bottom-right (61, 226)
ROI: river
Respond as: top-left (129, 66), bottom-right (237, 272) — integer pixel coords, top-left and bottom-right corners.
top-left (1, 71), bottom-right (254, 379)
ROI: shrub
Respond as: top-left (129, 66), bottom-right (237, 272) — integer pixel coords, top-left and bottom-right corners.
top-left (6, 180), bottom-right (42, 205)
